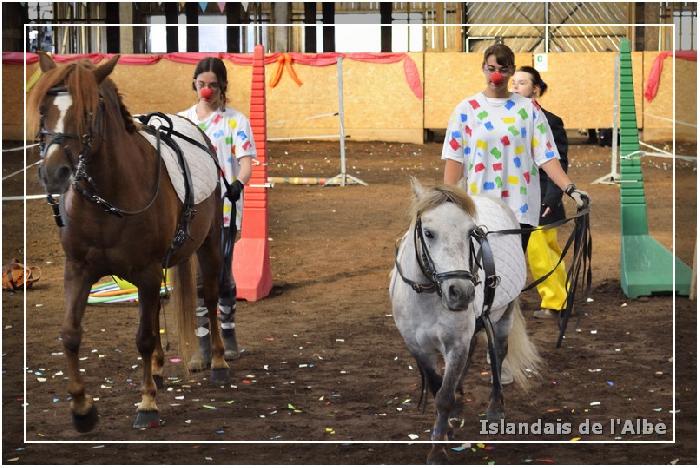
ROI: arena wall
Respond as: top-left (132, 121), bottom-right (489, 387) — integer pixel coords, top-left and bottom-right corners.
top-left (4, 51), bottom-right (695, 144)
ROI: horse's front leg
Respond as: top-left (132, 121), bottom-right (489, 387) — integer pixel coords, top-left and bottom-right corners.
top-left (428, 345), bottom-right (469, 465)
top-left (448, 333), bottom-right (479, 433)
top-left (487, 307), bottom-right (514, 422)
top-left (133, 268), bottom-right (164, 429)
top-left (61, 260), bottom-right (100, 432)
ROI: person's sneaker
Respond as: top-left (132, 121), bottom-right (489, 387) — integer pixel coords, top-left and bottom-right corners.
top-left (534, 308), bottom-right (559, 319)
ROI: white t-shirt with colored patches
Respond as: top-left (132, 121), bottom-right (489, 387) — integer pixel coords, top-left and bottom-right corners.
top-left (179, 105), bottom-right (257, 229)
top-left (441, 92), bottom-right (560, 226)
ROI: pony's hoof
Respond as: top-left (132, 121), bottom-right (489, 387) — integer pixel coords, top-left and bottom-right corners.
top-left (210, 367), bottom-right (230, 385)
top-left (486, 407), bottom-right (505, 423)
top-left (223, 348), bottom-right (240, 360)
top-left (153, 375), bottom-right (164, 390)
top-left (449, 417), bottom-right (465, 429)
top-left (72, 405), bottom-right (99, 433)
top-left (427, 446), bottom-right (449, 465)
top-left (187, 357), bottom-right (210, 373)
top-left (133, 410), bottom-right (160, 429)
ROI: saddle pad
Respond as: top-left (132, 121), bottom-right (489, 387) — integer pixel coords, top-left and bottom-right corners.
top-left (471, 196), bottom-right (527, 315)
top-left (136, 114), bottom-right (219, 205)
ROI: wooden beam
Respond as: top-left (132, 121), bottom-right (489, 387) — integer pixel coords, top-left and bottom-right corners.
top-left (185, 2), bottom-right (199, 52)
top-left (164, 2), bottom-right (178, 53)
top-left (105, 2), bottom-right (120, 53)
top-left (304, 2), bottom-right (317, 53)
top-left (380, 2), bottom-right (392, 52)
top-left (226, 3), bottom-right (243, 52)
top-left (322, 2), bottom-right (335, 52)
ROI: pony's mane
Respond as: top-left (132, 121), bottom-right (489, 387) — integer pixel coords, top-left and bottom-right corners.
top-left (409, 184), bottom-right (477, 222)
top-left (28, 59), bottom-right (136, 138)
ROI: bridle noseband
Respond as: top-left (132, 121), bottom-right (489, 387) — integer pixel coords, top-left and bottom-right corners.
top-left (395, 215), bottom-right (497, 297)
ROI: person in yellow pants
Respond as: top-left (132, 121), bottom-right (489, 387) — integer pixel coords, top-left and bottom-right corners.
top-left (513, 66), bottom-right (569, 319)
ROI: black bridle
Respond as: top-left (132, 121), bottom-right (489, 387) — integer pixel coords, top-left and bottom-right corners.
top-left (394, 217), bottom-right (500, 299)
top-left (394, 214), bottom-right (505, 394)
top-left (38, 84), bottom-right (164, 227)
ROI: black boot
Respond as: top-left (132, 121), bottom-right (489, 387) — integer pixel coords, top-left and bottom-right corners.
top-left (188, 306), bottom-right (211, 371)
top-left (218, 301), bottom-right (239, 360)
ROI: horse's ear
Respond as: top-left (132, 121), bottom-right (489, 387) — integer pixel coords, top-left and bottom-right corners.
top-left (94, 55), bottom-right (120, 84)
top-left (38, 51), bottom-right (56, 72)
top-left (410, 176), bottom-right (426, 199)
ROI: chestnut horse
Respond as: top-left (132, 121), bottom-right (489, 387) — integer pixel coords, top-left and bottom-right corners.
top-left (29, 53), bottom-right (229, 432)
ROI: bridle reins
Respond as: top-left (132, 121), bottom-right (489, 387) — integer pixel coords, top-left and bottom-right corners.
top-left (38, 84), bottom-right (163, 226)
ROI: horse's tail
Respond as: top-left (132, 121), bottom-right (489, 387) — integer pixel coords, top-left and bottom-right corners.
top-left (505, 300), bottom-right (542, 390)
top-left (170, 256), bottom-right (198, 373)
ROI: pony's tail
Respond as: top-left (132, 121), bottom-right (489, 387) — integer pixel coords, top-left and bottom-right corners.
top-left (170, 256), bottom-right (197, 375)
top-left (504, 300), bottom-right (542, 390)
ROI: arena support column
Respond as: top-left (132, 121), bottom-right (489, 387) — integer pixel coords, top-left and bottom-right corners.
top-left (232, 44), bottom-right (273, 301)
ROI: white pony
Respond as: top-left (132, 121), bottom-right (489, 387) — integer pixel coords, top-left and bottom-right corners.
top-left (389, 179), bottom-right (541, 464)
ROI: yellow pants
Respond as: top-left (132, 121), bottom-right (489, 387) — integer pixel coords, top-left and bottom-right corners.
top-left (527, 228), bottom-right (568, 310)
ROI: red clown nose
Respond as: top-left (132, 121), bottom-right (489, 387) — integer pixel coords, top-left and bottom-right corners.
top-left (490, 71), bottom-right (505, 85)
top-left (199, 86), bottom-right (213, 100)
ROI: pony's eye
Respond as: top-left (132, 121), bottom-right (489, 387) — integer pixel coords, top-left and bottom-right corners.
top-left (423, 229), bottom-right (434, 239)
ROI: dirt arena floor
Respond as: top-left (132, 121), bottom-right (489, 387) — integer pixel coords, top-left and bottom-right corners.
top-left (2, 139), bottom-right (696, 464)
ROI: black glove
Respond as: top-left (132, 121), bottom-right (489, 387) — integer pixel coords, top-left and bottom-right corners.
top-left (565, 184), bottom-right (590, 209)
top-left (227, 180), bottom-right (244, 202)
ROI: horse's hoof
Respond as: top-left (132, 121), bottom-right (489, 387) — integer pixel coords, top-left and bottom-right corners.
top-left (188, 358), bottom-right (210, 373)
top-left (486, 407), bottom-right (505, 423)
top-left (210, 367), bottom-right (230, 385)
top-left (223, 349), bottom-right (240, 361)
top-left (153, 375), bottom-right (164, 390)
top-left (427, 446), bottom-right (449, 465)
top-left (133, 410), bottom-right (160, 429)
top-left (72, 405), bottom-right (99, 433)
top-left (449, 417), bottom-right (465, 429)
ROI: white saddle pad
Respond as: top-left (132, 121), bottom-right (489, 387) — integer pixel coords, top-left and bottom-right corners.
top-left (471, 196), bottom-right (527, 315)
top-left (136, 114), bottom-right (219, 205)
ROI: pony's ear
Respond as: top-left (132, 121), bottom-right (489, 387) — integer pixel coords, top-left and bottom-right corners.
top-left (38, 51), bottom-right (56, 72)
top-left (94, 55), bottom-right (120, 84)
top-left (410, 176), bottom-right (426, 199)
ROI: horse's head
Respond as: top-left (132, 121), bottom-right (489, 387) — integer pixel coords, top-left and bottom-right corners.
top-left (410, 178), bottom-right (479, 312)
top-left (30, 52), bottom-right (120, 194)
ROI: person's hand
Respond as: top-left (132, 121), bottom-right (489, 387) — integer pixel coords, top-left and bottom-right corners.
top-left (227, 180), bottom-right (244, 202)
top-left (565, 184), bottom-right (590, 209)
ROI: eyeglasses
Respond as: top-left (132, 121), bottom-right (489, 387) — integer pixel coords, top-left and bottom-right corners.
top-left (195, 80), bottom-right (220, 90)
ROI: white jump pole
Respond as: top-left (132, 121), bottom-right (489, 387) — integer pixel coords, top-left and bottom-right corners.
top-left (593, 53), bottom-right (621, 185)
top-left (325, 56), bottom-right (367, 187)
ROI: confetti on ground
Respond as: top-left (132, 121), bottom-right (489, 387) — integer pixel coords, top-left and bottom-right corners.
top-left (590, 330), bottom-right (598, 335)
top-left (324, 427), bottom-right (336, 435)
top-left (335, 338), bottom-right (345, 342)
top-left (408, 434), bottom-right (419, 440)
top-left (570, 436), bottom-right (581, 442)
top-left (621, 303), bottom-right (627, 307)
top-left (92, 445), bottom-right (105, 448)
top-left (203, 405), bottom-right (216, 410)
top-left (586, 297), bottom-right (594, 303)
top-left (7, 457), bottom-right (19, 462)
top-left (590, 401), bottom-right (601, 406)
top-left (169, 357), bottom-right (182, 364)
top-left (606, 381), bottom-right (615, 386)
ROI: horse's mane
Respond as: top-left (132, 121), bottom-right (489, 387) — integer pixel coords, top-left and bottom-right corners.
top-left (410, 184), bottom-right (477, 222)
top-left (28, 59), bottom-right (136, 138)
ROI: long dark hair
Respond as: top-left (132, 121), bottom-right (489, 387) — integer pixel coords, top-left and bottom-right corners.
top-left (192, 57), bottom-right (228, 110)
top-left (517, 65), bottom-right (548, 96)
